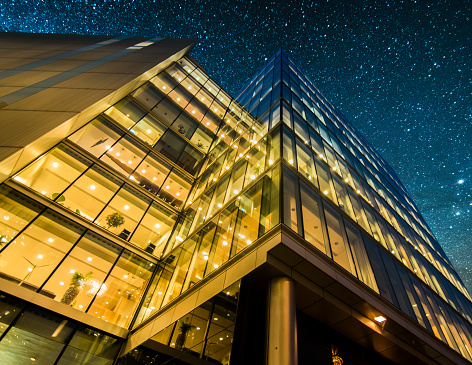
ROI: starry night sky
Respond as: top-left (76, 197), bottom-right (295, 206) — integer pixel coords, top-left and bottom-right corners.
top-left (1, 1), bottom-right (471, 291)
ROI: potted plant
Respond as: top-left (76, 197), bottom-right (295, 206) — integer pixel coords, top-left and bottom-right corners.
top-left (60, 271), bottom-right (93, 305)
top-left (106, 212), bottom-right (125, 229)
top-left (52, 193), bottom-right (66, 205)
top-left (175, 317), bottom-right (195, 350)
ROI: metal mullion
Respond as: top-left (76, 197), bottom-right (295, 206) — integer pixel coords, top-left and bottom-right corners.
top-left (84, 246), bottom-right (125, 313)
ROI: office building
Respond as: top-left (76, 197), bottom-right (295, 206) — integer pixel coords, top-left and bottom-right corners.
top-left (0, 33), bottom-right (471, 364)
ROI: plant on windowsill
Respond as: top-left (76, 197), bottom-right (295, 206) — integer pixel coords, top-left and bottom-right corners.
top-left (175, 317), bottom-right (196, 350)
top-left (105, 212), bottom-right (125, 230)
top-left (52, 193), bottom-right (66, 205)
top-left (61, 271), bottom-right (93, 306)
top-left (252, 164), bottom-right (261, 176)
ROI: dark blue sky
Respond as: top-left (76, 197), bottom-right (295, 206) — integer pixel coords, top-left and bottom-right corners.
top-left (2, 0), bottom-right (471, 291)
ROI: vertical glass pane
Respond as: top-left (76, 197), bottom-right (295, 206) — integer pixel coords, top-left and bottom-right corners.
top-left (132, 83), bottom-right (165, 109)
top-left (160, 169), bottom-right (193, 209)
top-left (100, 136), bottom-right (147, 177)
top-left (282, 166), bottom-right (302, 235)
top-left (154, 130), bottom-right (186, 163)
top-left (162, 242), bottom-right (196, 306)
top-left (0, 186), bottom-right (44, 247)
top-left (129, 201), bottom-right (177, 257)
top-left (68, 116), bottom-right (124, 158)
top-left (260, 165), bottom-right (281, 234)
top-left (42, 231), bottom-right (121, 311)
top-left (87, 251), bottom-right (153, 328)
top-left (282, 129), bottom-right (296, 167)
top-left (207, 207), bottom-right (237, 274)
top-left (14, 144), bottom-right (91, 199)
top-left (296, 139), bottom-right (317, 185)
top-left (344, 221), bottom-right (378, 292)
top-left (184, 224), bottom-right (216, 291)
top-left (58, 325), bottom-right (121, 364)
top-left (0, 307), bottom-right (71, 364)
top-left (95, 185), bottom-right (151, 239)
top-left (300, 181), bottom-right (327, 254)
top-left (130, 113), bottom-right (167, 146)
top-left (0, 210), bottom-right (84, 291)
top-left (324, 204), bottom-right (356, 275)
top-left (232, 181), bottom-right (263, 255)
top-left (131, 153), bottom-right (171, 196)
top-left (105, 97), bottom-right (147, 130)
top-left (59, 165), bottom-right (122, 221)
top-left (315, 160), bottom-right (336, 202)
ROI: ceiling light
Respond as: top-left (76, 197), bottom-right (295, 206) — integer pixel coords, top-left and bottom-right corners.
top-left (374, 315), bottom-right (386, 323)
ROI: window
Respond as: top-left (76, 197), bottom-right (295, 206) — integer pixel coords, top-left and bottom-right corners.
top-left (300, 180), bottom-right (326, 253)
top-left (283, 167), bottom-right (302, 235)
top-left (323, 204), bottom-right (356, 275)
top-left (68, 116), bottom-right (124, 158)
top-left (14, 144), bottom-right (91, 200)
top-left (0, 210), bottom-right (84, 290)
top-left (41, 231), bottom-right (121, 311)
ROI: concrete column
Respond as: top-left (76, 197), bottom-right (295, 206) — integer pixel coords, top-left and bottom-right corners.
top-left (266, 276), bottom-right (298, 365)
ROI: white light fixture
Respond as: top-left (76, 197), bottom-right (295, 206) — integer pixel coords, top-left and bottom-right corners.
top-left (52, 162), bottom-right (59, 168)
top-left (87, 257), bottom-right (92, 262)
top-left (124, 205), bottom-right (130, 210)
top-left (155, 223), bottom-right (160, 228)
top-left (48, 238), bottom-right (54, 242)
top-left (374, 315), bottom-right (386, 323)
top-left (37, 254), bottom-right (43, 259)
top-left (323, 190), bottom-right (329, 195)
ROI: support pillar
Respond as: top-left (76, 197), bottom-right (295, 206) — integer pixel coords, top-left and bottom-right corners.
top-left (266, 276), bottom-right (298, 365)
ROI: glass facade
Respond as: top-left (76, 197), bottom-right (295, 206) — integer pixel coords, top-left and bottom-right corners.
top-left (1, 41), bottom-right (471, 365)
top-left (0, 291), bottom-right (122, 365)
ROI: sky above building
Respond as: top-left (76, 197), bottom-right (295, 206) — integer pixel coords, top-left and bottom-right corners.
top-left (1, 0), bottom-right (471, 291)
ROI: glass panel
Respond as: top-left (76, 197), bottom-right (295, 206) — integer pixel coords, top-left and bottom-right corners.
top-left (132, 83), bottom-right (165, 109)
top-left (162, 242), bottom-right (195, 306)
top-left (14, 144), bottom-right (91, 199)
top-left (0, 308), bottom-right (69, 364)
top-left (231, 181), bottom-right (263, 255)
top-left (183, 224), bottom-right (216, 291)
top-left (173, 112), bottom-right (199, 139)
top-left (129, 201), bottom-right (177, 257)
top-left (300, 180), bottom-right (326, 253)
top-left (105, 97), bottom-right (146, 130)
top-left (315, 160), bottom-right (336, 202)
top-left (282, 130), bottom-right (296, 167)
top-left (59, 165), bottom-right (122, 221)
top-left (206, 208), bottom-right (236, 274)
top-left (130, 153), bottom-right (171, 195)
top-left (159, 169), bottom-right (192, 209)
top-left (68, 117), bottom-right (124, 158)
top-left (344, 221), bottom-right (378, 292)
top-left (130, 113), bottom-right (167, 146)
top-left (0, 210), bottom-right (84, 291)
top-left (260, 165), bottom-right (281, 234)
top-left (154, 130), bottom-right (186, 163)
top-left (324, 204), bottom-right (356, 275)
top-left (87, 251), bottom-right (153, 328)
top-left (178, 145), bottom-right (205, 175)
top-left (283, 166), bottom-right (302, 235)
top-left (100, 136), bottom-right (147, 177)
top-left (296, 139), bottom-right (317, 184)
top-left (151, 98), bottom-right (181, 125)
top-left (0, 186), bottom-right (44, 247)
top-left (41, 231), bottom-right (121, 311)
top-left (59, 325), bottom-right (121, 363)
top-left (95, 185), bottom-right (151, 239)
